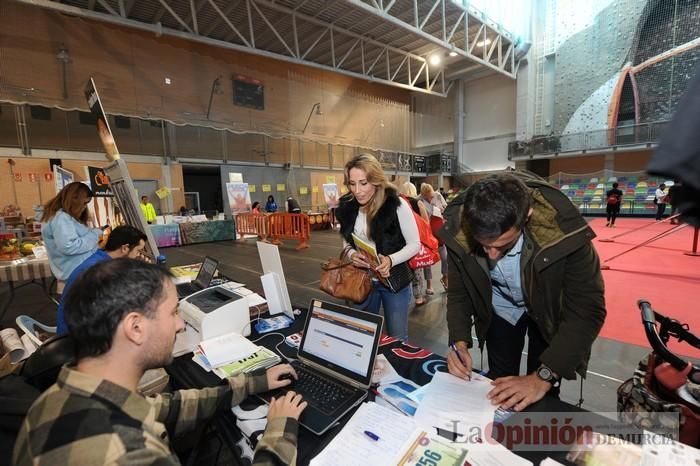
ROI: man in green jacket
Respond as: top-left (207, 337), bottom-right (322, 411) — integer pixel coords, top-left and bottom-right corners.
top-left (141, 195), bottom-right (158, 224)
top-left (14, 259), bottom-right (306, 465)
top-left (440, 173), bottom-right (605, 412)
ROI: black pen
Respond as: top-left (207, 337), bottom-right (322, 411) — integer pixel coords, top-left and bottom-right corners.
top-left (450, 342), bottom-right (471, 381)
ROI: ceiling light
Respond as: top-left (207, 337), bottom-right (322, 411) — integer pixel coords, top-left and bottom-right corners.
top-left (449, 51), bottom-right (458, 57)
top-left (476, 38), bottom-right (492, 47)
top-left (429, 54), bottom-right (441, 66)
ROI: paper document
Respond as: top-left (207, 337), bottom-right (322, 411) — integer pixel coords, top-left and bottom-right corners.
top-left (351, 233), bottom-right (380, 268)
top-left (0, 328), bottom-right (37, 363)
top-left (197, 332), bottom-right (258, 368)
top-left (310, 402), bottom-right (422, 466)
top-left (414, 371), bottom-right (496, 437)
top-left (465, 441), bottom-right (532, 466)
top-left (371, 354), bottom-right (403, 385)
top-left (232, 287), bottom-right (267, 308)
top-left (396, 431), bottom-right (468, 466)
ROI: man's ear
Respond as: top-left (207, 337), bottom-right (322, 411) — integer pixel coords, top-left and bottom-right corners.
top-left (121, 311), bottom-right (147, 345)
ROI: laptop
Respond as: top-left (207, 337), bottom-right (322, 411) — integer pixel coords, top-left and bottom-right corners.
top-left (175, 256), bottom-right (219, 299)
top-left (260, 299), bottom-right (383, 435)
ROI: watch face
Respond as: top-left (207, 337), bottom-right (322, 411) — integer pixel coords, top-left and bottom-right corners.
top-left (538, 366), bottom-right (553, 380)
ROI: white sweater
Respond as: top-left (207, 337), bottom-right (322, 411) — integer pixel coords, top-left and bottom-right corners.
top-left (344, 197), bottom-right (421, 266)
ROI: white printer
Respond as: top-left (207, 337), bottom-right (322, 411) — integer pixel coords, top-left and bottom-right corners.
top-left (178, 282), bottom-right (252, 339)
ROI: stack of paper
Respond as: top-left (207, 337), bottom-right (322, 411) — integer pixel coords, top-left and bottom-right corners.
top-left (198, 332), bottom-right (259, 367)
top-left (311, 402), bottom-right (468, 466)
top-left (212, 347), bottom-right (281, 379)
top-left (413, 372), bottom-right (497, 439)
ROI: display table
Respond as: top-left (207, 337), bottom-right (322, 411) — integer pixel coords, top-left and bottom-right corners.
top-left (150, 224), bottom-right (182, 248)
top-left (0, 257), bottom-right (56, 319)
top-left (178, 219), bottom-right (236, 245)
top-left (167, 304), bottom-right (622, 466)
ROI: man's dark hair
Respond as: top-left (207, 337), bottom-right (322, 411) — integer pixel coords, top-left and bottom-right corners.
top-left (612, 182), bottom-right (619, 189)
top-left (141, 195), bottom-right (148, 200)
top-left (462, 174), bottom-right (531, 240)
top-left (103, 225), bottom-right (147, 252)
top-left (65, 259), bottom-right (173, 359)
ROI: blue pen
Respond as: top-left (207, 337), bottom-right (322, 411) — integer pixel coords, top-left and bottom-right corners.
top-left (449, 342), bottom-right (471, 380)
top-left (364, 430), bottom-right (380, 441)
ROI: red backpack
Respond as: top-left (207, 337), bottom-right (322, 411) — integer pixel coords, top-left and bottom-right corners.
top-left (400, 195), bottom-right (440, 269)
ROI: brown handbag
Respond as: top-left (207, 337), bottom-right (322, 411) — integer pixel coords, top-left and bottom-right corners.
top-left (320, 249), bottom-right (372, 303)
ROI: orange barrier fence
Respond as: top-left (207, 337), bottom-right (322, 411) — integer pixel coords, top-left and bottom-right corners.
top-left (236, 213), bottom-right (269, 240)
top-left (269, 213), bottom-right (311, 250)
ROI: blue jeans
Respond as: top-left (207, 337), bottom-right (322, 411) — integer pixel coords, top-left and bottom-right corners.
top-left (359, 281), bottom-right (411, 341)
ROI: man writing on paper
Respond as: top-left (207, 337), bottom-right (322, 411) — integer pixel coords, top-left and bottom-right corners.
top-left (440, 173), bottom-right (606, 411)
top-left (141, 195), bottom-right (158, 224)
top-left (14, 259), bottom-right (306, 465)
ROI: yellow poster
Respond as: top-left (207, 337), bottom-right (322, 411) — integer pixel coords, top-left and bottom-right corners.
top-left (262, 184), bottom-right (271, 192)
top-left (326, 176), bottom-right (336, 184)
top-left (277, 184), bottom-right (286, 192)
top-left (155, 187), bottom-right (171, 199)
top-left (312, 186), bottom-right (319, 193)
top-left (299, 186), bottom-right (308, 195)
top-left (341, 186), bottom-right (348, 194)
top-left (249, 184), bottom-right (256, 193)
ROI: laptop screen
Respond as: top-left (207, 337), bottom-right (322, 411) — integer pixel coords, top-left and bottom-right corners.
top-left (298, 299), bottom-right (383, 387)
top-left (194, 256), bottom-right (219, 288)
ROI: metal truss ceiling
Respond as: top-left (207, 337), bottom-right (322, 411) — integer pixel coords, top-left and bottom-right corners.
top-left (17, 0), bottom-right (519, 97)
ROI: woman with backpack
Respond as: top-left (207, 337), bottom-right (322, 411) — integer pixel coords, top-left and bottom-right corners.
top-left (605, 182), bottom-right (623, 227)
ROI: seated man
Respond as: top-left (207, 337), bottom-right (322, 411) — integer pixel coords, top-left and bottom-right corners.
top-left (55, 225), bottom-right (147, 335)
top-left (14, 259), bottom-right (306, 465)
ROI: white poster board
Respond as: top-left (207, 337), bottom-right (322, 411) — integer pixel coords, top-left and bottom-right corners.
top-left (323, 183), bottom-right (339, 209)
top-left (226, 182), bottom-right (252, 214)
top-left (54, 165), bottom-right (74, 194)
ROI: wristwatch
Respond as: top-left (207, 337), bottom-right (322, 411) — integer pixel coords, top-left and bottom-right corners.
top-left (536, 365), bottom-right (561, 388)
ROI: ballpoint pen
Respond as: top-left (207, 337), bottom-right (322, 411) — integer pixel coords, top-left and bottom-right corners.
top-left (449, 342), bottom-right (471, 380)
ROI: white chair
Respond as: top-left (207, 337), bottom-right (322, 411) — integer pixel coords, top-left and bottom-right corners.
top-left (16, 315), bottom-right (56, 347)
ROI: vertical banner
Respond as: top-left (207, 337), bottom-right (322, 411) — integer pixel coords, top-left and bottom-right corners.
top-left (85, 77), bottom-right (120, 161)
top-left (226, 182), bottom-right (252, 214)
top-left (323, 184), bottom-right (339, 208)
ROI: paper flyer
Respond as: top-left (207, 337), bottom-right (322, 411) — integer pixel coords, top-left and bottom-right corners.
top-left (226, 182), bottom-right (252, 214)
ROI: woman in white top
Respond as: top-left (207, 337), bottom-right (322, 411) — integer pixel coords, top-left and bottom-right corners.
top-left (655, 183), bottom-right (667, 221)
top-left (334, 154), bottom-right (420, 341)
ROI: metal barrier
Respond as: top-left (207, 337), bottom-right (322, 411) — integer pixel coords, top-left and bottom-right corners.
top-left (268, 213), bottom-right (311, 250)
top-left (235, 213), bottom-right (269, 240)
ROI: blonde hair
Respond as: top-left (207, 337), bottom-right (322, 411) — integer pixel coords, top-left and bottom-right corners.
top-left (399, 181), bottom-right (417, 198)
top-left (42, 181), bottom-right (94, 224)
top-left (420, 183), bottom-right (434, 196)
top-left (344, 153), bottom-right (394, 238)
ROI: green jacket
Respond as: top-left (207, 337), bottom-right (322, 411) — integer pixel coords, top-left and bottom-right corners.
top-left (439, 172), bottom-right (606, 379)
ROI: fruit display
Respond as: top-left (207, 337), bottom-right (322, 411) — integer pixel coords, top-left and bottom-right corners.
top-left (20, 240), bottom-right (40, 256)
top-left (0, 233), bottom-right (20, 261)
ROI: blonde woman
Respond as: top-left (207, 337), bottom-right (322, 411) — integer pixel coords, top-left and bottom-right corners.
top-left (41, 182), bottom-right (104, 281)
top-left (399, 181), bottom-right (431, 306)
top-left (335, 155), bottom-right (420, 341)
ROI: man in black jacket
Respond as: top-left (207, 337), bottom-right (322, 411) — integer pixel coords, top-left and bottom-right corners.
top-left (439, 173), bottom-right (606, 412)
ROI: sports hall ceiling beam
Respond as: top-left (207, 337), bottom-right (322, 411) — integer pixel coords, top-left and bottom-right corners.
top-left (339, 0), bottom-right (517, 78)
top-left (14, 0), bottom-right (525, 96)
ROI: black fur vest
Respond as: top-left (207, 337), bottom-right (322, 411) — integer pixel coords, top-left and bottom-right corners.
top-left (334, 187), bottom-right (406, 256)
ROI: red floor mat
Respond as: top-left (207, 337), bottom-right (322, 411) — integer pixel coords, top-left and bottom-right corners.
top-left (592, 217), bottom-right (700, 359)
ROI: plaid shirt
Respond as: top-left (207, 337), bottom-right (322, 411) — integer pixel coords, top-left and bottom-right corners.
top-left (13, 366), bottom-right (299, 465)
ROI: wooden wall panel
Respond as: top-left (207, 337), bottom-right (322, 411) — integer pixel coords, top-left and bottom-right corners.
top-left (0, 156), bottom-right (184, 219)
top-left (0, 2), bottom-right (412, 154)
top-left (549, 156), bottom-right (605, 175)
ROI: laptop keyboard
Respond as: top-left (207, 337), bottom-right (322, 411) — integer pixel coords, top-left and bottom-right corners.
top-left (291, 363), bottom-right (354, 414)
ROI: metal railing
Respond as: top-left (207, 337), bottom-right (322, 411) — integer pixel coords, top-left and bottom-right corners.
top-left (508, 120), bottom-right (670, 158)
top-left (0, 103), bottom-right (455, 175)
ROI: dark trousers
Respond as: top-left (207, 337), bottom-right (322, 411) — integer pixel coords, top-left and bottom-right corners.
top-left (656, 203), bottom-right (666, 220)
top-left (606, 204), bottom-right (620, 224)
top-left (485, 312), bottom-right (549, 379)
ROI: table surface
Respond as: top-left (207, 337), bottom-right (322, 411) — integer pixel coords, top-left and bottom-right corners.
top-left (167, 301), bottom-right (615, 466)
top-left (0, 257), bottom-right (53, 283)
